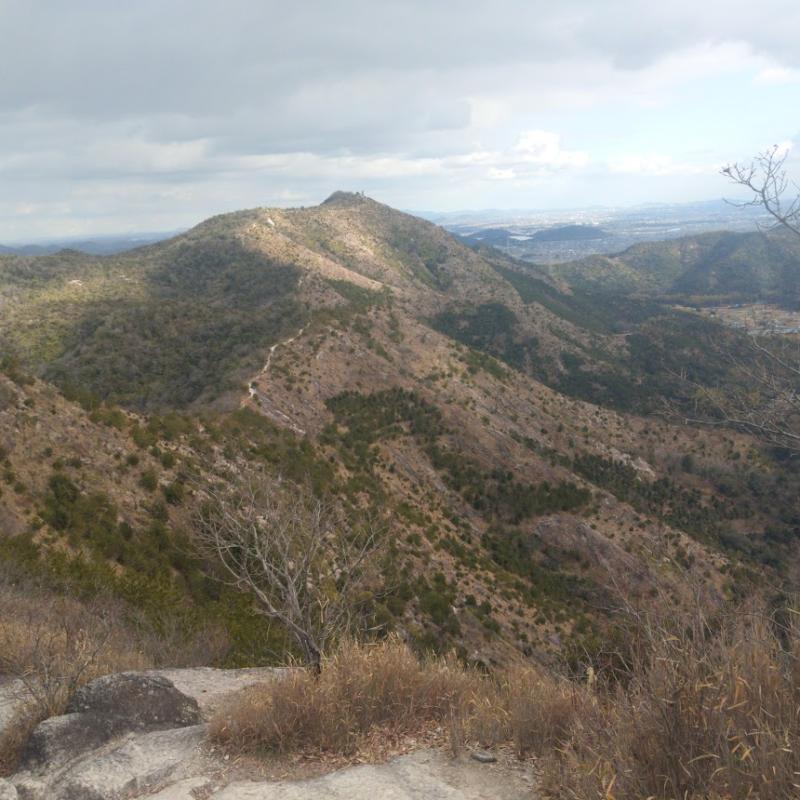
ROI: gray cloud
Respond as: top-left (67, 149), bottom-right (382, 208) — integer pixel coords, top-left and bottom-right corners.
top-left (0, 0), bottom-right (798, 238)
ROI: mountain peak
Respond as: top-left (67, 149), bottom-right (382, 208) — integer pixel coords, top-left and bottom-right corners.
top-left (321, 190), bottom-right (370, 207)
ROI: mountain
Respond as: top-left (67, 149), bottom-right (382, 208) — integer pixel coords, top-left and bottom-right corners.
top-left (1, 192), bottom-right (798, 669)
top-left (455, 224), bottom-right (608, 250)
top-left (548, 228), bottom-right (800, 306)
top-left (455, 228), bottom-right (519, 247)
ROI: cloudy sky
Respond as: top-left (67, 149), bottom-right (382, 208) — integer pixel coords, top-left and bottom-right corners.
top-left (1, 0), bottom-right (799, 240)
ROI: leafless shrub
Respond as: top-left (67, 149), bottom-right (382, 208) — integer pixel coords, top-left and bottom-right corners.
top-left (0, 705), bottom-right (40, 777)
top-left (0, 585), bottom-right (151, 775)
top-left (0, 594), bottom-right (150, 716)
top-left (196, 470), bottom-right (384, 672)
top-left (0, 569), bottom-right (227, 775)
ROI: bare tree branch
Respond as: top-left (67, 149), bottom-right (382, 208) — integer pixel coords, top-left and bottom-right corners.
top-left (722, 145), bottom-right (800, 238)
top-left (195, 470), bottom-right (384, 672)
top-left (666, 332), bottom-right (800, 454)
top-left (664, 152), bottom-right (800, 450)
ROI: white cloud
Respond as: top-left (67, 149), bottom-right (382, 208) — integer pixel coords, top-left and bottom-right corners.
top-left (608, 154), bottom-right (711, 177)
top-left (0, 0), bottom-right (799, 236)
top-left (754, 66), bottom-right (800, 85)
top-left (487, 167), bottom-right (516, 180)
top-left (513, 130), bottom-right (590, 168)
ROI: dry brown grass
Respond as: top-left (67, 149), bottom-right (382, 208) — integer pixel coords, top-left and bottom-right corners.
top-left (0, 582), bottom-right (154, 775)
top-left (210, 636), bottom-right (591, 760)
top-left (468, 663), bottom-right (595, 758)
top-left (212, 602), bottom-right (800, 800)
top-left (0, 570), bottom-right (226, 776)
top-left (211, 637), bottom-right (480, 755)
top-left (540, 601), bottom-right (800, 800)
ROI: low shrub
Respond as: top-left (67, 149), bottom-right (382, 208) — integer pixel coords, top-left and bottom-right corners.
top-left (0, 566), bottom-right (227, 775)
top-left (212, 598), bottom-right (800, 800)
top-left (210, 637), bottom-right (479, 755)
top-left (540, 601), bottom-right (800, 800)
top-left (210, 637), bottom-right (590, 759)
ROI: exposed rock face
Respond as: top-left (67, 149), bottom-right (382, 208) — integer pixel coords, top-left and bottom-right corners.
top-left (21, 673), bottom-right (202, 771)
top-left (5, 668), bottom-right (533, 800)
top-left (0, 778), bottom-right (18, 800)
top-left (14, 725), bottom-right (207, 800)
top-left (7, 668), bottom-right (283, 799)
top-left (213, 750), bottom-right (533, 799)
top-left (66, 673), bottom-right (202, 728)
top-left (148, 667), bottom-right (288, 718)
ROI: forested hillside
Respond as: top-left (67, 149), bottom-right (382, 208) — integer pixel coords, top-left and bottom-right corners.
top-left (1, 193), bottom-right (798, 673)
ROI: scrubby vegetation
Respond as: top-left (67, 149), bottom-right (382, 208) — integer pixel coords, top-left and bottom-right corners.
top-left (549, 227), bottom-right (800, 306)
top-left (0, 562), bottom-right (226, 775)
top-left (210, 636), bottom-right (581, 759)
top-left (3, 194), bottom-right (800, 796)
top-left (1, 237), bottom-right (303, 407)
top-left (541, 598), bottom-right (800, 800)
top-left (212, 598), bottom-right (800, 800)
top-left (431, 302), bottom-right (538, 374)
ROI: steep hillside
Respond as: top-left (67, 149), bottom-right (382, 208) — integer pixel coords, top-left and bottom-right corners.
top-left (1, 194), bottom-right (798, 669)
top-left (0, 193), bottom-right (757, 420)
top-left (547, 228), bottom-right (800, 305)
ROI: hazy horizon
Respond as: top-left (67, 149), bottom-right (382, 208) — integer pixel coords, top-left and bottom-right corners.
top-left (0, 194), bottom-right (769, 247)
top-left (1, 0), bottom-right (797, 241)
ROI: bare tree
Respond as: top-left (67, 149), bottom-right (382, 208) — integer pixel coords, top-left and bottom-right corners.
top-left (722, 144), bottom-right (800, 238)
top-left (682, 147), bottom-right (800, 453)
top-left (673, 334), bottom-right (800, 454)
top-left (196, 472), bottom-right (382, 672)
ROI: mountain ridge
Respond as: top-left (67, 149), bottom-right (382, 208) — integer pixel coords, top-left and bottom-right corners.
top-left (1, 193), bottom-right (798, 671)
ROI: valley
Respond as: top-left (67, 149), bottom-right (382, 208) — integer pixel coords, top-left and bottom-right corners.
top-left (693, 302), bottom-right (800, 334)
top-left (1, 190), bottom-right (800, 798)
top-left (435, 199), bottom-right (771, 263)
top-left (1, 192), bottom-right (798, 672)
top-left (4, 2), bottom-right (799, 795)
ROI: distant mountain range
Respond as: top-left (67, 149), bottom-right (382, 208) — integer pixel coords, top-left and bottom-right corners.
top-left (431, 198), bottom-right (771, 263)
top-left (456, 224), bottom-right (608, 248)
top-left (546, 228), bottom-right (800, 307)
top-left (0, 231), bottom-right (181, 257)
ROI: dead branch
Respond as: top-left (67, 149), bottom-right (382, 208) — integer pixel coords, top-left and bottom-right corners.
top-left (195, 470), bottom-right (383, 671)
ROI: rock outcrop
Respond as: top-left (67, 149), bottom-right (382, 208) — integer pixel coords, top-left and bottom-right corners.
top-left (21, 673), bottom-right (202, 771)
top-left (3, 667), bottom-right (534, 800)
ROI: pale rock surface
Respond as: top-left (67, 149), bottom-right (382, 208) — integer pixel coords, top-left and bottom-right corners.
top-left (211, 750), bottom-right (534, 800)
top-left (4, 669), bottom-right (535, 800)
top-left (0, 778), bottom-right (17, 800)
top-left (149, 666), bottom-right (287, 719)
top-left (14, 724), bottom-right (207, 800)
top-left (145, 776), bottom-right (215, 798)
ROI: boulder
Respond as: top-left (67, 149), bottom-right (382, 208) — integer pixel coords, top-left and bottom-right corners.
top-left (15, 724), bottom-right (207, 800)
top-left (21, 713), bottom-right (119, 768)
top-left (19, 673), bottom-right (202, 771)
top-left (66, 673), bottom-right (201, 728)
